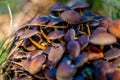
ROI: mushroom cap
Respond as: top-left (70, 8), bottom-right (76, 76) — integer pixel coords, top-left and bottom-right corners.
top-left (30, 15), bottom-right (50, 25)
top-left (100, 17), bottom-right (113, 29)
top-left (88, 19), bottom-right (100, 27)
top-left (47, 17), bottom-right (63, 25)
top-left (75, 52), bottom-right (89, 68)
top-left (61, 10), bottom-right (81, 24)
top-left (47, 30), bottom-right (65, 40)
top-left (45, 43), bottom-right (65, 65)
top-left (64, 29), bottom-right (75, 42)
top-left (104, 48), bottom-right (120, 60)
top-left (71, 2), bottom-right (89, 9)
top-left (19, 29), bottom-right (39, 39)
top-left (49, 3), bottom-right (66, 12)
top-left (77, 35), bottom-right (89, 50)
top-left (108, 19), bottom-right (120, 38)
top-left (90, 32), bottom-right (117, 45)
top-left (67, 40), bottom-right (81, 60)
top-left (56, 60), bottom-right (77, 80)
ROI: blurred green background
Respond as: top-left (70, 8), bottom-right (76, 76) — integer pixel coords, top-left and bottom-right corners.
top-left (0, 0), bottom-right (120, 18)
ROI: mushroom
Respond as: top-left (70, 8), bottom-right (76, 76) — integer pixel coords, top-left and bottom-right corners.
top-left (56, 60), bottom-right (77, 80)
top-left (77, 34), bottom-right (89, 50)
top-left (64, 28), bottom-right (75, 42)
top-left (75, 52), bottom-right (89, 68)
top-left (100, 17), bottom-right (113, 29)
top-left (108, 19), bottom-right (120, 38)
top-left (44, 67), bottom-right (56, 80)
top-left (70, 2), bottom-right (89, 14)
top-left (60, 10), bottom-right (81, 24)
top-left (19, 29), bottom-right (39, 39)
top-left (30, 15), bottom-right (50, 25)
top-left (13, 52), bottom-right (46, 74)
top-left (90, 32), bottom-right (117, 45)
top-left (45, 43), bottom-right (65, 66)
top-left (47, 30), bottom-right (65, 40)
top-left (67, 40), bottom-right (81, 60)
top-left (104, 48), bottom-right (120, 60)
top-left (49, 3), bottom-right (66, 17)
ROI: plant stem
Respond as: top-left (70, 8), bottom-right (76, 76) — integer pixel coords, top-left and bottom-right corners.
top-left (7, 3), bottom-right (13, 31)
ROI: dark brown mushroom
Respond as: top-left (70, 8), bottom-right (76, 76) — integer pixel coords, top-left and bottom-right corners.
top-left (61, 10), bottom-right (81, 24)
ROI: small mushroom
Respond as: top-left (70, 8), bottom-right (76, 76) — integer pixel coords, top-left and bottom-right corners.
top-left (45, 43), bottom-right (65, 65)
top-left (100, 17), bottom-right (113, 29)
top-left (17, 52), bottom-right (46, 74)
top-left (56, 60), bottom-right (77, 80)
top-left (90, 32), bottom-right (117, 45)
top-left (49, 3), bottom-right (66, 12)
top-left (94, 61), bottom-right (115, 80)
top-left (64, 29), bottom-right (75, 42)
top-left (77, 34), bottom-right (89, 50)
top-left (67, 40), bottom-right (81, 60)
top-left (104, 48), bottom-right (120, 60)
top-left (47, 30), bottom-right (65, 40)
top-left (44, 67), bottom-right (56, 80)
top-left (49, 3), bottom-right (66, 17)
top-left (19, 29), bottom-right (39, 39)
top-left (75, 52), bottom-right (89, 68)
top-left (108, 19), bottom-right (120, 38)
top-left (70, 2), bottom-right (89, 10)
top-left (30, 15), bottom-right (50, 25)
top-left (61, 10), bottom-right (81, 24)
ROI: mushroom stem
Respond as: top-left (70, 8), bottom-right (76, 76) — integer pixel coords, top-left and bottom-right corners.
top-left (58, 38), bottom-right (65, 45)
top-left (40, 26), bottom-right (51, 43)
top-left (81, 24), bottom-right (84, 31)
top-left (79, 31), bottom-right (87, 35)
top-left (80, 9), bottom-right (83, 15)
top-left (100, 45), bottom-right (104, 50)
top-left (29, 38), bottom-right (46, 50)
top-left (86, 24), bottom-right (91, 36)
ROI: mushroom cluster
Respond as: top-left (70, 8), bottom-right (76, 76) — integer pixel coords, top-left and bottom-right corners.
top-left (3, 1), bottom-right (120, 80)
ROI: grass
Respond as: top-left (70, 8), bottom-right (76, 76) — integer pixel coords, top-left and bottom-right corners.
top-left (0, 0), bottom-right (26, 15)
